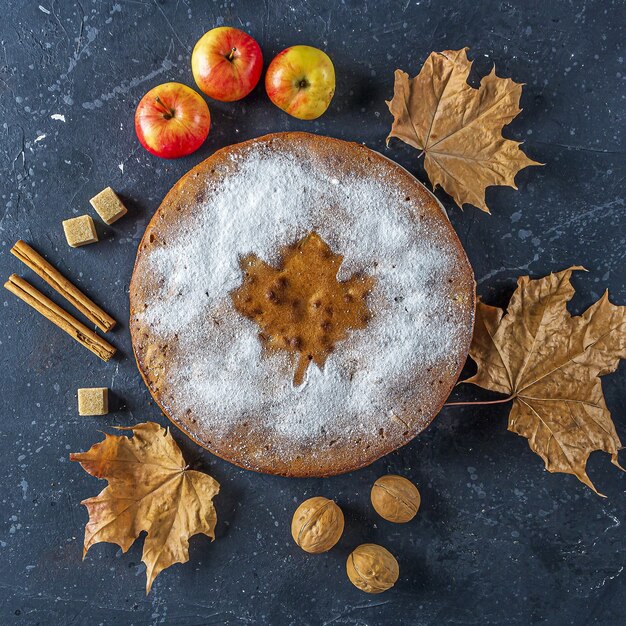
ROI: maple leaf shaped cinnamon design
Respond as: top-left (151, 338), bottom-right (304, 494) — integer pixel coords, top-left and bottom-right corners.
top-left (70, 422), bottom-right (219, 593)
top-left (386, 47), bottom-right (542, 213)
top-left (464, 267), bottom-right (626, 495)
top-left (232, 232), bottom-right (374, 385)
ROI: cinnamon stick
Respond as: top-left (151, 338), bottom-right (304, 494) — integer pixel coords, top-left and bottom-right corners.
top-left (10, 240), bottom-right (116, 332)
top-left (4, 274), bottom-right (116, 362)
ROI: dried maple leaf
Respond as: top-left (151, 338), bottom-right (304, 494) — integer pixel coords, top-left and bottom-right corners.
top-left (70, 422), bottom-right (219, 593)
top-left (232, 231), bottom-right (374, 385)
top-left (463, 267), bottom-right (625, 495)
top-left (386, 47), bottom-right (541, 213)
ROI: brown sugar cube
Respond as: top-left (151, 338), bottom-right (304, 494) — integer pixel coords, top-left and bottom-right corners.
top-left (89, 187), bottom-right (128, 225)
top-left (78, 387), bottom-right (109, 416)
top-left (62, 215), bottom-right (98, 248)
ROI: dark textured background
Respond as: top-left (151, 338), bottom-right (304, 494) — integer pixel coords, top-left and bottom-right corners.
top-left (1, 1), bottom-right (625, 624)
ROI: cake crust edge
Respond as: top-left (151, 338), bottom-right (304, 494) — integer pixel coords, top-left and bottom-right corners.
top-left (129, 132), bottom-right (476, 477)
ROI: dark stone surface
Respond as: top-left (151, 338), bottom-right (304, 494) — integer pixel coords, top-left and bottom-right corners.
top-left (1, 0), bottom-right (624, 624)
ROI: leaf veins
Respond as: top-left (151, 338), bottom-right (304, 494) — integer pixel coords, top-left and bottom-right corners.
top-left (464, 267), bottom-right (626, 495)
top-left (386, 47), bottom-right (542, 213)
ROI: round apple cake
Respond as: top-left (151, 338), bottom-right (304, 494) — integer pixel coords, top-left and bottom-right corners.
top-left (130, 132), bottom-right (475, 477)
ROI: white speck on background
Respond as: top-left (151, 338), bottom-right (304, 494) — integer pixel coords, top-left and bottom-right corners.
top-left (50, 113), bottom-right (66, 122)
top-left (34, 134), bottom-right (46, 143)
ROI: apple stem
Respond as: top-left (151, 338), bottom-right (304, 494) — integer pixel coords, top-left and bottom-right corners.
top-left (154, 95), bottom-right (175, 120)
top-left (227, 47), bottom-right (237, 61)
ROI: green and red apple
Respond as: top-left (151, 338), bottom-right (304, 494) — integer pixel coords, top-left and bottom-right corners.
top-left (134, 82), bottom-right (211, 159)
top-left (192, 27), bottom-right (263, 102)
top-left (265, 45), bottom-right (335, 120)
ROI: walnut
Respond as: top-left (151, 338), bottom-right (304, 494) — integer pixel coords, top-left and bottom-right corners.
top-left (370, 474), bottom-right (420, 523)
top-left (346, 543), bottom-right (399, 593)
top-left (291, 496), bottom-right (344, 553)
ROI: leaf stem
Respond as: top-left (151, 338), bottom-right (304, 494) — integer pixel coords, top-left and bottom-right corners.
top-left (444, 395), bottom-right (515, 407)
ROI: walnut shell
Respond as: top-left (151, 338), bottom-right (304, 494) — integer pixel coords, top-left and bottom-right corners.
top-left (370, 474), bottom-right (420, 523)
top-left (291, 496), bottom-right (344, 553)
top-left (346, 543), bottom-right (399, 593)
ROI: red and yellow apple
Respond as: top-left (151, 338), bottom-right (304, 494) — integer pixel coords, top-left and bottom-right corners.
top-left (192, 27), bottom-right (263, 102)
top-left (134, 82), bottom-right (211, 159)
top-left (265, 45), bottom-right (335, 120)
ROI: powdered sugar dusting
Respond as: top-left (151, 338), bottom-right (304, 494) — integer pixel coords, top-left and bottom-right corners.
top-left (135, 140), bottom-right (471, 455)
